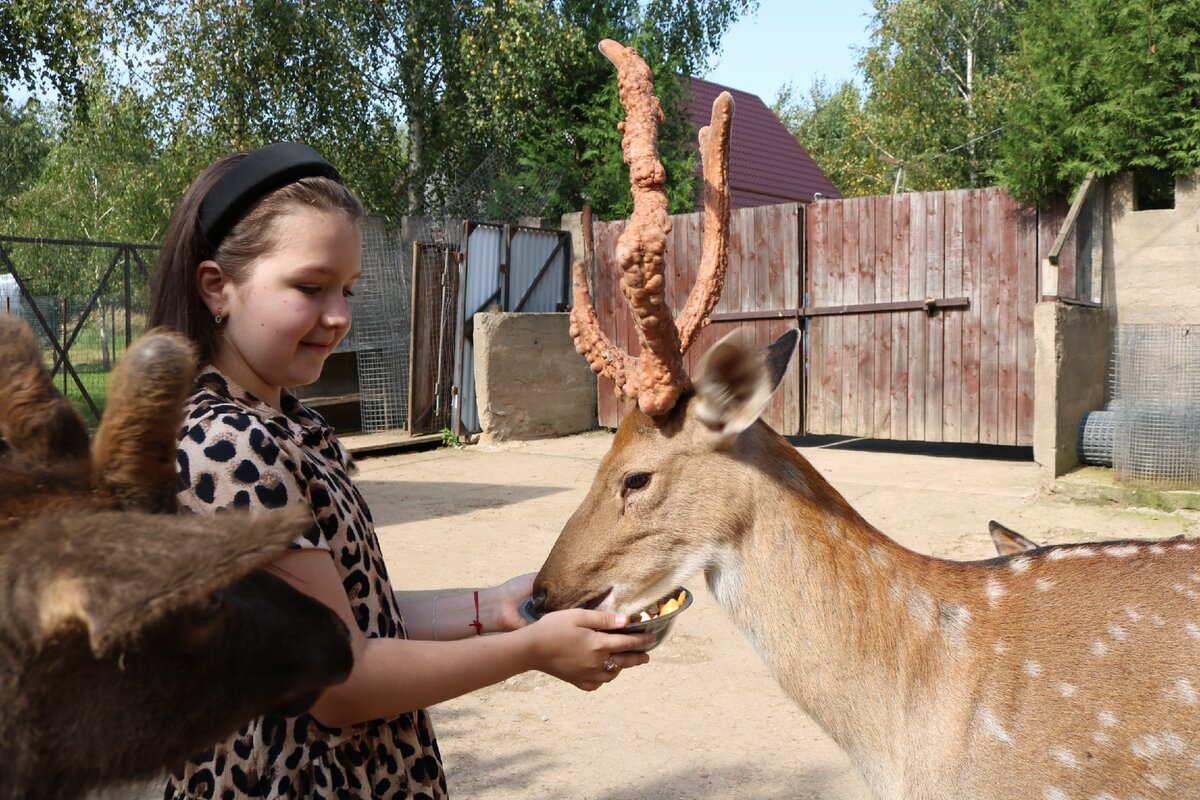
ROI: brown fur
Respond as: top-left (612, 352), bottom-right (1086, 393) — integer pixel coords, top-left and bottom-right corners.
top-left (0, 316), bottom-right (353, 800)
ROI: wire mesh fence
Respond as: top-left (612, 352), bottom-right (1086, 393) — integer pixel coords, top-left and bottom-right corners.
top-left (1112, 324), bottom-right (1200, 488)
top-left (1, 237), bottom-right (155, 424)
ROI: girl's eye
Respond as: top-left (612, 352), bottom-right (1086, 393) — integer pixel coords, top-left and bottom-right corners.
top-left (343, 288), bottom-right (355, 298)
top-left (622, 472), bottom-right (651, 495)
top-left (298, 285), bottom-right (321, 295)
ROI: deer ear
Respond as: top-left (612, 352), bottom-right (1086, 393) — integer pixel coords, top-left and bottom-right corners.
top-left (27, 507), bottom-right (308, 656)
top-left (693, 328), bottom-right (800, 446)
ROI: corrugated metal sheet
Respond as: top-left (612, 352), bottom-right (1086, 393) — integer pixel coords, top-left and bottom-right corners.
top-left (509, 229), bottom-right (568, 312)
top-left (453, 224), bottom-right (571, 434)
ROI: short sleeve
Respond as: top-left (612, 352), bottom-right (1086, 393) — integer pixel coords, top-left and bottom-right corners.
top-left (177, 407), bottom-right (331, 552)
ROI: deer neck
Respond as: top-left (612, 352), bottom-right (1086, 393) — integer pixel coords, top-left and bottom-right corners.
top-left (703, 426), bottom-right (969, 785)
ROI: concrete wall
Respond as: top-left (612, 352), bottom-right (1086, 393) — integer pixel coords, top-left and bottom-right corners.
top-left (1108, 173), bottom-right (1200, 325)
top-left (472, 311), bottom-right (597, 444)
top-left (1034, 301), bottom-right (1112, 483)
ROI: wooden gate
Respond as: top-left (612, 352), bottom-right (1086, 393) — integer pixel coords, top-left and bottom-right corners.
top-left (807, 188), bottom-right (1042, 446)
top-left (590, 187), bottom-right (1084, 445)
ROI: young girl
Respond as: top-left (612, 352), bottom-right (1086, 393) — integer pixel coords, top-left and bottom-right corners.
top-left (148, 142), bottom-right (654, 799)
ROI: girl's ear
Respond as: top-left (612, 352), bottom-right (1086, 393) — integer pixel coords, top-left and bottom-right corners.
top-left (195, 259), bottom-right (230, 316)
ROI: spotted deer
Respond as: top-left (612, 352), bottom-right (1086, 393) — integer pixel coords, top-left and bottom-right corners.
top-left (532, 40), bottom-right (1200, 799)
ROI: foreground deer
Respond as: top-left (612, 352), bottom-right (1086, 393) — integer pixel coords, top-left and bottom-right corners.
top-left (533, 41), bottom-right (1200, 799)
top-left (0, 316), bottom-right (353, 800)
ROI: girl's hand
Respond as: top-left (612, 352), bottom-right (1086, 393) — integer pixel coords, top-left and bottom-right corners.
top-left (522, 609), bottom-right (655, 691)
top-left (486, 572), bottom-right (537, 632)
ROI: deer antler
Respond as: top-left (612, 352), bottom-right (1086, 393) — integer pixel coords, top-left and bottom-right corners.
top-left (570, 39), bottom-right (734, 417)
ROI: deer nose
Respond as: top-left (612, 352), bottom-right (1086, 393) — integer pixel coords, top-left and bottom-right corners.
top-left (529, 588), bottom-right (548, 619)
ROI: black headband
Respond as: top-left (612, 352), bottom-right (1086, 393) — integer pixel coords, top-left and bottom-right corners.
top-left (197, 142), bottom-right (342, 255)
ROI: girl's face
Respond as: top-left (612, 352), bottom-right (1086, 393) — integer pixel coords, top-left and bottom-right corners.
top-left (209, 209), bottom-right (361, 408)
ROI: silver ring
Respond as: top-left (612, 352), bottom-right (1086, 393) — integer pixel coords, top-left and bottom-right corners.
top-left (603, 658), bottom-right (617, 672)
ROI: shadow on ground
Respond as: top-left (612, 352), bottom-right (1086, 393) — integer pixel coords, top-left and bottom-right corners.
top-left (356, 480), bottom-right (570, 526)
top-left (789, 433), bottom-right (1033, 462)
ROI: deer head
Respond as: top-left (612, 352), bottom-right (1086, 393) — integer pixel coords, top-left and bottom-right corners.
top-left (533, 40), bottom-right (802, 616)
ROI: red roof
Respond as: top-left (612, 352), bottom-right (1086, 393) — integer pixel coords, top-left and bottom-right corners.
top-left (684, 77), bottom-right (842, 209)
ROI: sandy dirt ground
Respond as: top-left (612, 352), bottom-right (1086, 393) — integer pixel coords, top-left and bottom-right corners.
top-left (340, 431), bottom-right (1199, 800)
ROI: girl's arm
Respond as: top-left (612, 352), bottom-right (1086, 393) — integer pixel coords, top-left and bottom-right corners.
top-left (395, 572), bottom-right (535, 641)
top-left (272, 549), bottom-right (654, 729)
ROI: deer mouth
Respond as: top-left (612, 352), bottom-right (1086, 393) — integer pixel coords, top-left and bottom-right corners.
top-left (580, 588), bottom-right (613, 612)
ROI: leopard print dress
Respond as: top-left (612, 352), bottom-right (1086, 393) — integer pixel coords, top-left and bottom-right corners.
top-left (163, 370), bottom-right (447, 800)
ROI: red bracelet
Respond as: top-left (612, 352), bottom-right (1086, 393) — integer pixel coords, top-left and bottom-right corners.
top-left (469, 590), bottom-right (483, 635)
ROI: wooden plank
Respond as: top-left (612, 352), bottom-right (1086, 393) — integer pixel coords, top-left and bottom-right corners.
top-left (841, 198), bottom-right (861, 436)
top-left (817, 200), bottom-right (842, 435)
top-left (931, 193), bottom-right (950, 443)
top-left (872, 194), bottom-right (893, 438)
top-left (906, 191), bottom-right (928, 440)
top-left (979, 188), bottom-right (1002, 444)
top-left (806, 201), bottom-right (825, 434)
top-left (997, 190), bottom-right (1019, 446)
top-left (1015, 195), bottom-right (1038, 446)
top-left (960, 190), bottom-right (982, 442)
top-left (855, 197), bottom-right (876, 437)
top-left (891, 193), bottom-right (911, 441)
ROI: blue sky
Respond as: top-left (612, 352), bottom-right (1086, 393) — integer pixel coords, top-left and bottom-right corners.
top-left (703, 0), bottom-right (877, 104)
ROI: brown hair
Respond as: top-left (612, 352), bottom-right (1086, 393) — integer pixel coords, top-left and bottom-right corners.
top-left (148, 152), bottom-right (365, 365)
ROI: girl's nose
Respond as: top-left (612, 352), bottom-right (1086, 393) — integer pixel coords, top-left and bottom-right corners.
top-left (323, 297), bottom-right (351, 329)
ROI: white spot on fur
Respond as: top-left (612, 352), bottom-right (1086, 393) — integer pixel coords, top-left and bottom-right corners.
top-left (939, 602), bottom-right (972, 650)
top-left (1152, 613), bottom-right (1166, 627)
top-left (1166, 678), bottom-right (1198, 705)
top-left (1049, 547), bottom-right (1096, 560)
top-left (1043, 787), bottom-right (1067, 800)
top-left (1058, 682), bottom-right (1078, 697)
top-left (1035, 577), bottom-right (1055, 592)
top-left (1126, 607), bottom-right (1143, 623)
top-left (907, 588), bottom-right (935, 630)
top-left (1024, 660), bottom-right (1043, 678)
top-left (993, 641), bottom-right (1008, 655)
top-left (1009, 556), bottom-right (1031, 574)
top-left (1092, 640), bottom-right (1110, 656)
top-left (1190, 574), bottom-right (1200, 583)
top-left (1149, 545), bottom-right (1166, 555)
top-left (976, 707), bottom-right (1014, 746)
top-left (1090, 793), bottom-right (1117, 800)
top-left (1108, 624), bottom-right (1128, 641)
top-left (868, 545), bottom-right (888, 566)
top-left (1178, 542), bottom-right (1196, 551)
top-left (1092, 729), bottom-right (1112, 746)
top-left (1131, 731), bottom-right (1185, 760)
top-left (1097, 710), bottom-right (1117, 728)
top-left (1050, 747), bottom-right (1079, 769)
top-left (986, 578), bottom-right (1006, 607)
top-left (1106, 544), bottom-right (1140, 557)
top-left (1146, 774), bottom-right (1172, 790)
top-left (1186, 622), bottom-right (1200, 638)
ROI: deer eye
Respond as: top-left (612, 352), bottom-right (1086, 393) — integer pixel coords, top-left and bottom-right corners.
top-left (622, 472), bottom-right (651, 495)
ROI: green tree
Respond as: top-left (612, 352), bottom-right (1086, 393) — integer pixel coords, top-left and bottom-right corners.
top-left (994, 0), bottom-right (1200, 205)
top-left (772, 79), bottom-right (882, 197)
top-left (0, 98), bottom-right (51, 213)
top-left (858, 0), bottom-right (1020, 192)
top-left (0, 1), bottom-right (155, 114)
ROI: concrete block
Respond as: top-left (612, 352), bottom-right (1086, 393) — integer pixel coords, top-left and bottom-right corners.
top-left (473, 312), bottom-right (597, 444)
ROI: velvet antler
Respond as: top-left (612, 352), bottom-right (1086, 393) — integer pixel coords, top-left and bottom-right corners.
top-left (570, 39), bottom-right (734, 417)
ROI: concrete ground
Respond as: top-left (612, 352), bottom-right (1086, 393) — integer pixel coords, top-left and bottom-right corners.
top-left (344, 430), bottom-right (1199, 800)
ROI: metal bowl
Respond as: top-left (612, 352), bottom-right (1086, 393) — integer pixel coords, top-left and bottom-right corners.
top-left (518, 586), bottom-right (693, 652)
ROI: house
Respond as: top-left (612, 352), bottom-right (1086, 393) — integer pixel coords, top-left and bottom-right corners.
top-left (683, 77), bottom-right (841, 209)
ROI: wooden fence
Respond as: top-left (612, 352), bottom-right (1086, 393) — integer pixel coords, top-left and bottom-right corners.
top-left (590, 187), bottom-right (1087, 446)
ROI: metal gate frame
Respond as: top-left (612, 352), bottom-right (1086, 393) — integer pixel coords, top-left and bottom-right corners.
top-left (451, 222), bottom-right (573, 435)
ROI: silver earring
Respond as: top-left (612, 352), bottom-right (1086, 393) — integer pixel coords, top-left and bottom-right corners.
top-left (214, 312), bottom-right (224, 324)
